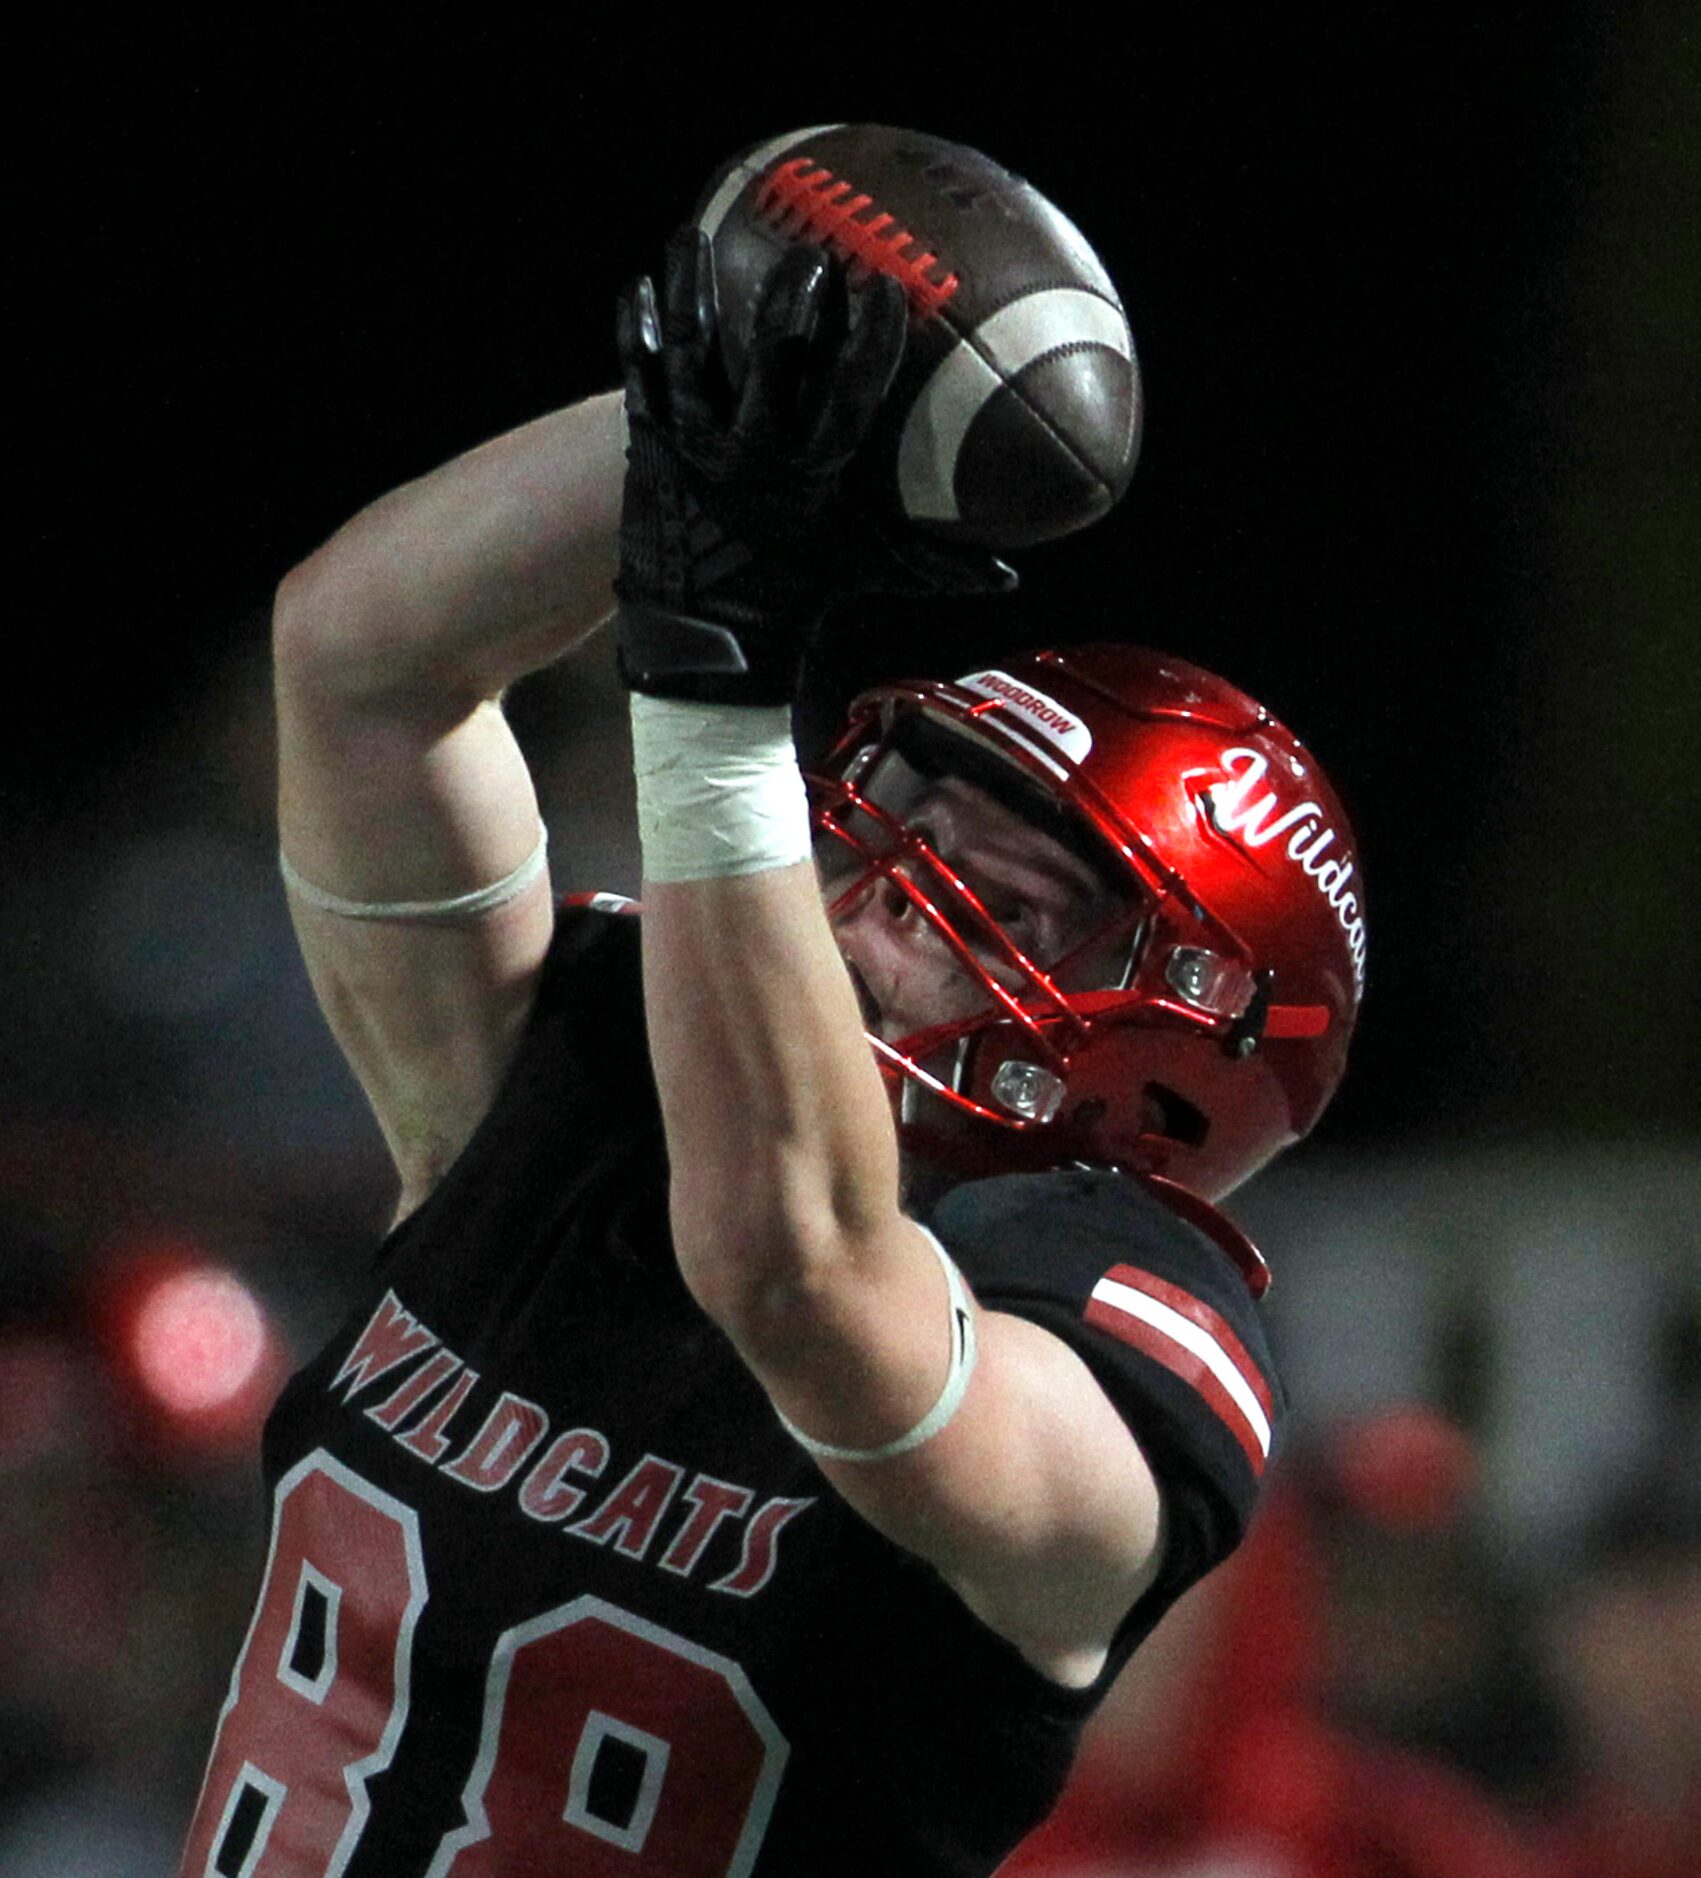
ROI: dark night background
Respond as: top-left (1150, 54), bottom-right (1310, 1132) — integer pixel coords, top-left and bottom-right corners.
top-left (10, 4), bottom-right (1699, 1157)
top-left (3, 11), bottom-right (1699, 1869)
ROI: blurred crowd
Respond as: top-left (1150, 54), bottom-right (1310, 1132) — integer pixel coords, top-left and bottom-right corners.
top-left (1006, 1415), bottom-right (1701, 1878)
top-left (1, 639), bottom-right (1697, 1876)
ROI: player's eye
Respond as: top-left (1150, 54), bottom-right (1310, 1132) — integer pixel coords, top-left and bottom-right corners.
top-left (982, 889), bottom-right (1037, 933)
top-left (904, 811), bottom-right (1071, 965)
top-left (964, 878), bottom-right (1053, 958)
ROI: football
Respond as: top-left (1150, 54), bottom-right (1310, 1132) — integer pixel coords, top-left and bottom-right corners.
top-left (693, 124), bottom-right (1141, 551)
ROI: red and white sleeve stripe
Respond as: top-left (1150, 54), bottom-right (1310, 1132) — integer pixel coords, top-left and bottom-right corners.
top-left (1084, 1265), bottom-right (1275, 1475)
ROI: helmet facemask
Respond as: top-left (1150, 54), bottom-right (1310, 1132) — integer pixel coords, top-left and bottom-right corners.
top-left (812, 711), bottom-right (1260, 1175)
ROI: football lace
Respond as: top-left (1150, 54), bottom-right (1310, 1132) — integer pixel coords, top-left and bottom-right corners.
top-left (755, 157), bottom-right (961, 319)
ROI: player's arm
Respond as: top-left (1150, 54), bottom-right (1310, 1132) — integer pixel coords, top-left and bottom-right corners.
top-left (273, 390), bottom-right (624, 1217)
top-left (645, 870), bottom-right (1165, 1686)
top-left (618, 234), bottom-right (1157, 1685)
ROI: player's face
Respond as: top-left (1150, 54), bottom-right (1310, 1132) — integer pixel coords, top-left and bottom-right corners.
top-left (827, 772), bottom-right (1125, 1042)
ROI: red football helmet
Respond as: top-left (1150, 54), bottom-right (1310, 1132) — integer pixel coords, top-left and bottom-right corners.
top-left (808, 645), bottom-right (1364, 1277)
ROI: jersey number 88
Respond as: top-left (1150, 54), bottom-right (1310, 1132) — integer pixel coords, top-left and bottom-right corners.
top-left (180, 1453), bottom-right (787, 1876)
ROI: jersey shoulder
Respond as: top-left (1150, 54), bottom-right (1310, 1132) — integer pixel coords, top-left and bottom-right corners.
top-left (473, 891), bottom-right (648, 1126)
top-left (374, 897), bottom-right (657, 1268)
top-left (924, 1167), bottom-right (1284, 1586)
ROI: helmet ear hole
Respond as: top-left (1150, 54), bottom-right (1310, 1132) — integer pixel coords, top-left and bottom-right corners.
top-left (1144, 1083), bottom-right (1208, 1148)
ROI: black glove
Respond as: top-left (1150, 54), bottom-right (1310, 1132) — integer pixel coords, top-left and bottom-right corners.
top-left (614, 227), bottom-right (1015, 705)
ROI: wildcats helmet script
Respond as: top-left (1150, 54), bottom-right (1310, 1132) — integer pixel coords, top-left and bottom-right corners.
top-left (810, 645), bottom-right (1366, 1235)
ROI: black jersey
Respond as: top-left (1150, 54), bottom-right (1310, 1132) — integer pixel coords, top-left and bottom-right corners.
top-left (182, 903), bottom-right (1285, 1878)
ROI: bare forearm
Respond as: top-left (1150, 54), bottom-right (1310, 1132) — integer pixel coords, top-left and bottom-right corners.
top-left (642, 867), bottom-right (903, 1303)
top-left (275, 390), bottom-right (626, 704)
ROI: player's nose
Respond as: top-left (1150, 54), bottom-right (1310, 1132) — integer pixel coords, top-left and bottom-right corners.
top-left (880, 872), bottom-right (914, 922)
top-left (830, 858), bottom-right (931, 948)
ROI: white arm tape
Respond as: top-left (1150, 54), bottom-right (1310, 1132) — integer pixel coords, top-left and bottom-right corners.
top-left (279, 822), bottom-right (549, 922)
top-left (775, 1228), bottom-right (979, 1464)
top-left (629, 694), bottom-right (813, 883)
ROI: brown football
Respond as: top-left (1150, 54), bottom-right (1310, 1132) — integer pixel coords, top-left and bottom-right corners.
top-left (694, 124), bottom-right (1141, 551)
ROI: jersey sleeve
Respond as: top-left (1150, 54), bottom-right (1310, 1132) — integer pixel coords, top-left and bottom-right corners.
top-left (469, 891), bottom-right (653, 1152)
top-left (371, 896), bottom-right (662, 1271)
top-left (924, 1167), bottom-right (1286, 1614)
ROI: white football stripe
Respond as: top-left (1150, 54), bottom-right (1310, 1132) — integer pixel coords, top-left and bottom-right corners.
top-left (1090, 1276), bottom-right (1273, 1457)
top-left (898, 288), bottom-right (1132, 521)
top-left (977, 287), bottom-right (1132, 377)
top-left (898, 344), bottom-right (1002, 521)
top-left (695, 125), bottom-right (846, 241)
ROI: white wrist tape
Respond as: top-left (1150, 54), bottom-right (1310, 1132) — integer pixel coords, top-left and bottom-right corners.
top-left (776, 1229), bottom-right (980, 1464)
top-left (629, 694), bottom-right (813, 884)
top-left (279, 822), bottom-right (549, 921)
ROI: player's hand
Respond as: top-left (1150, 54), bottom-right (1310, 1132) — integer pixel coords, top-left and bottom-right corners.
top-left (614, 228), bottom-right (1013, 706)
top-left (615, 227), bottom-right (901, 703)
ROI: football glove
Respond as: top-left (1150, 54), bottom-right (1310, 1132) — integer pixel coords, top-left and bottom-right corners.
top-left (614, 227), bottom-right (1014, 705)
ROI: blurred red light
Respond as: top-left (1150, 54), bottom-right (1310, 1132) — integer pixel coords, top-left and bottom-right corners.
top-left (130, 1266), bottom-right (267, 1414)
top-left (92, 1241), bottom-right (288, 1456)
top-left (1330, 1403), bottom-right (1478, 1532)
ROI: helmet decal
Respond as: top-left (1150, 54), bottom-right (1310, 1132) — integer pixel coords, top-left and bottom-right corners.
top-left (955, 670), bottom-right (1095, 766)
top-left (1202, 747), bottom-right (1325, 851)
top-left (1203, 747), bottom-right (1367, 1000)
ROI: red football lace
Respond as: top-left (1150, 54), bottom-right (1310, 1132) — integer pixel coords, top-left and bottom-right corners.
top-left (755, 157), bottom-right (961, 318)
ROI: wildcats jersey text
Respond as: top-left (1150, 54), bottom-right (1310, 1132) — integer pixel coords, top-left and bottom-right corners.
top-left (182, 906), bottom-right (1284, 1877)
top-left (324, 1286), bottom-right (813, 1594)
